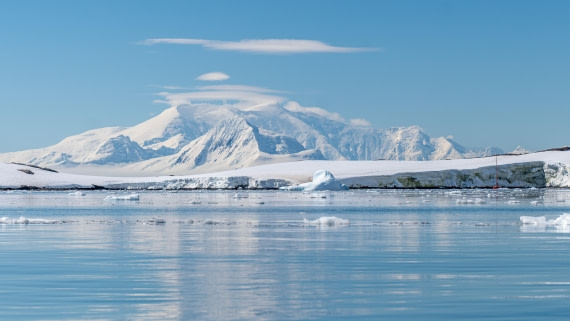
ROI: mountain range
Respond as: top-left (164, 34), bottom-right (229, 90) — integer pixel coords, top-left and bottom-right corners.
top-left (0, 102), bottom-right (503, 176)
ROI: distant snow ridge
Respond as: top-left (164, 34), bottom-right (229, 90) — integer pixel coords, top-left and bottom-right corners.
top-left (281, 170), bottom-right (349, 191)
top-left (0, 101), bottom-right (504, 176)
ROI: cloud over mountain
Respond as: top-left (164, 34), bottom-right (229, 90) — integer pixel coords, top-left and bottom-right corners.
top-left (0, 83), bottom-right (502, 176)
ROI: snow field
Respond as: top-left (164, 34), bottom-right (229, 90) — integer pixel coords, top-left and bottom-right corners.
top-left (1, 150), bottom-right (570, 189)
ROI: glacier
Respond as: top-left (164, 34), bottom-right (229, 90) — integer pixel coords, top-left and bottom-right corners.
top-left (1, 150), bottom-right (570, 190)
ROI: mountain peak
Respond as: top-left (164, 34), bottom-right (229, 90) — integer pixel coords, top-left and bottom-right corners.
top-left (85, 135), bottom-right (157, 164)
top-left (0, 101), bottom-right (502, 176)
top-left (168, 115), bottom-right (317, 172)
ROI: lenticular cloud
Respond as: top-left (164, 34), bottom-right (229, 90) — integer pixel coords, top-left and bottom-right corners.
top-left (196, 72), bottom-right (230, 81)
top-left (141, 38), bottom-right (377, 54)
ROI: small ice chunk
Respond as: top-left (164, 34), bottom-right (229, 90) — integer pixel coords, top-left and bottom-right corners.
top-left (456, 198), bottom-right (475, 205)
top-left (520, 216), bottom-right (547, 226)
top-left (147, 218), bottom-right (166, 224)
top-left (521, 213), bottom-right (570, 229)
top-left (105, 193), bottom-right (140, 201)
top-left (68, 191), bottom-right (85, 196)
top-left (475, 198), bottom-right (486, 204)
top-left (203, 219), bottom-right (236, 225)
top-left (0, 216), bottom-right (59, 224)
top-left (304, 216), bottom-right (350, 227)
top-left (308, 193), bottom-right (326, 199)
top-left (549, 213), bottom-right (570, 227)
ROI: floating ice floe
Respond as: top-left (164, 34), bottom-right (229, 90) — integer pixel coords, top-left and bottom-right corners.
top-left (520, 213), bottom-right (570, 231)
top-left (146, 218), bottom-right (166, 224)
top-left (0, 216), bottom-right (60, 224)
top-left (455, 198), bottom-right (486, 205)
top-left (68, 191), bottom-right (85, 196)
top-left (105, 193), bottom-right (140, 201)
top-left (304, 216), bottom-right (350, 227)
top-left (203, 219), bottom-right (237, 225)
top-left (307, 192), bottom-right (327, 199)
top-left (281, 170), bottom-right (349, 191)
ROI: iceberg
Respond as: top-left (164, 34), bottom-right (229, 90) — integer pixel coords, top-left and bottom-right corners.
top-left (280, 170), bottom-right (349, 191)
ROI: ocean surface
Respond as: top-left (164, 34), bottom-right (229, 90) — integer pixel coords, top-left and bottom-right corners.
top-left (1, 188), bottom-right (570, 321)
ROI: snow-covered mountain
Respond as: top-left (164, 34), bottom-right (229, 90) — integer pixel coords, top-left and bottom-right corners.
top-left (0, 101), bottom-right (503, 176)
top-left (143, 115), bottom-right (325, 174)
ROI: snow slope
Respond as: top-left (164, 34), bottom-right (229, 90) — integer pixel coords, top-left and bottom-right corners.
top-left (147, 115), bottom-right (325, 174)
top-left (1, 150), bottom-right (569, 190)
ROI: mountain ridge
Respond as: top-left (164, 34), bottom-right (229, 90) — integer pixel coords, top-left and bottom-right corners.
top-left (0, 102), bottom-right (504, 176)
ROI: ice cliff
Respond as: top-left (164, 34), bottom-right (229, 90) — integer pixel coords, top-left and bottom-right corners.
top-left (1, 151), bottom-right (570, 190)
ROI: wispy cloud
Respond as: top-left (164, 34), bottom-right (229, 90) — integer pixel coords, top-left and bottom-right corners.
top-left (154, 84), bottom-right (362, 126)
top-left (155, 85), bottom-right (286, 107)
top-left (141, 38), bottom-right (377, 54)
top-left (350, 118), bottom-right (372, 127)
top-left (196, 84), bottom-right (285, 94)
top-left (196, 72), bottom-right (230, 81)
top-left (284, 102), bottom-right (345, 123)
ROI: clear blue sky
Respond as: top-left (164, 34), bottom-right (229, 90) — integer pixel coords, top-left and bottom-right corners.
top-left (1, 0), bottom-right (569, 153)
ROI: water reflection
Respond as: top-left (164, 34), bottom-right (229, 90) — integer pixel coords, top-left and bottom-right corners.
top-left (2, 189), bottom-right (570, 320)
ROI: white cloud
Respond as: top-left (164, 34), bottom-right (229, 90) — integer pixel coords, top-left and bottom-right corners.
top-left (196, 72), bottom-right (230, 81)
top-left (156, 87), bottom-right (286, 107)
top-left (155, 84), bottom-right (365, 126)
top-left (196, 84), bottom-right (284, 94)
top-left (162, 85), bottom-right (188, 90)
top-left (284, 101), bottom-right (345, 122)
top-left (350, 118), bottom-right (372, 127)
top-left (141, 38), bottom-right (377, 54)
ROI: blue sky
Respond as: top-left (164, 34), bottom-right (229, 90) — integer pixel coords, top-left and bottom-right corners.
top-left (1, 0), bottom-right (569, 153)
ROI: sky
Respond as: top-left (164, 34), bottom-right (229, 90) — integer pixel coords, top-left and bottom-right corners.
top-left (1, 0), bottom-right (569, 153)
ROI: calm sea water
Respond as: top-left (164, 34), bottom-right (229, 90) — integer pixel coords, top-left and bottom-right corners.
top-left (1, 189), bottom-right (570, 320)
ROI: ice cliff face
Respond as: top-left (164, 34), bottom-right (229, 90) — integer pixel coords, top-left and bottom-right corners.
top-left (2, 152), bottom-right (570, 189)
top-left (544, 162), bottom-right (570, 187)
top-left (341, 162), bottom-right (548, 188)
